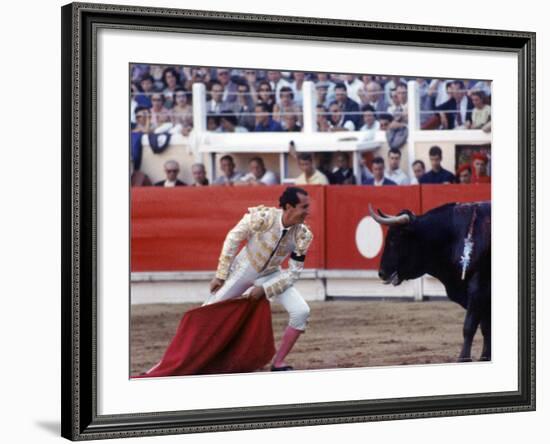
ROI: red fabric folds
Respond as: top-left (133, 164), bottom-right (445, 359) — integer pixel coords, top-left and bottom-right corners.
top-left (133, 297), bottom-right (275, 378)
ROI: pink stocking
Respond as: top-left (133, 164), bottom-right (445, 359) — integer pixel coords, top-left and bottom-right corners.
top-left (272, 326), bottom-right (303, 368)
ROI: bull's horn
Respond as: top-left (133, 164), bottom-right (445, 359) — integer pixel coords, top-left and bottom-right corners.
top-left (368, 204), bottom-right (411, 226)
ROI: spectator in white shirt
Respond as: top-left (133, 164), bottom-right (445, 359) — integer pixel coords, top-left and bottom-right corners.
top-left (295, 152), bottom-right (330, 185)
top-left (344, 74), bottom-right (363, 104)
top-left (291, 71), bottom-right (306, 106)
top-left (385, 148), bottom-right (410, 185)
top-left (267, 70), bottom-right (291, 105)
top-left (359, 105), bottom-right (380, 139)
top-left (428, 79), bottom-right (454, 108)
top-left (470, 91), bottom-right (491, 130)
top-left (315, 81), bottom-right (332, 109)
top-left (213, 155), bottom-right (244, 186)
top-left (327, 102), bottom-right (355, 131)
top-left (237, 157), bottom-right (279, 186)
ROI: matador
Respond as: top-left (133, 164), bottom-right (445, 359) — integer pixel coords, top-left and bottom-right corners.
top-left (205, 187), bottom-right (314, 371)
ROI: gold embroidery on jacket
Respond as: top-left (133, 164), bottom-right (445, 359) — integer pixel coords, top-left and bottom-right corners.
top-left (216, 207), bottom-right (313, 293)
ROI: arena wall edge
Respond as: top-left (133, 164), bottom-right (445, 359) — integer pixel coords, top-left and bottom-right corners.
top-left (130, 271), bottom-right (446, 304)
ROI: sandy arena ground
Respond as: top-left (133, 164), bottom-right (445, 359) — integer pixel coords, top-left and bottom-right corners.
top-left (130, 299), bottom-right (485, 376)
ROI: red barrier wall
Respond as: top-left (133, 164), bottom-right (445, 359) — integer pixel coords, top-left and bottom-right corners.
top-left (131, 184), bottom-right (491, 272)
top-left (325, 186), bottom-right (422, 269)
top-left (131, 186), bottom-right (325, 272)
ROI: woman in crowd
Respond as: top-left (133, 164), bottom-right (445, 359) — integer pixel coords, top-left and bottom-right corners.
top-left (256, 80), bottom-right (275, 112)
top-left (150, 92), bottom-right (172, 130)
top-left (470, 91), bottom-right (491, 131)
top-left (162, 67), bottom-right (181, 109)
top-left (273, 86), bottom-right (303, 129)
top-left (171, 87), bottom-right (193, 136)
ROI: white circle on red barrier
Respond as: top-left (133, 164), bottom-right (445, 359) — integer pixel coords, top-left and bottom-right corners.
top-left (355, 216), bottom-right (383, 259)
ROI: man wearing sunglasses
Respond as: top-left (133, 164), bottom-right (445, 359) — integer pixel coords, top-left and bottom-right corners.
top-left (155, 160), bottom-right (187, 187)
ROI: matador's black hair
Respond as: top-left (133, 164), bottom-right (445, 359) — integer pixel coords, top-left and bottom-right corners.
top-left (279, 187), bottom-right (308, 210)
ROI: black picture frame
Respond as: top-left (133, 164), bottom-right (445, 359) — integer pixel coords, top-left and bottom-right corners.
top-left (61, 2), bottom-right (536, 440)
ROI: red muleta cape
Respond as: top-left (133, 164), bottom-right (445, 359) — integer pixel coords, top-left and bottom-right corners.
top-left (132, 297), bottom-right (275, 378)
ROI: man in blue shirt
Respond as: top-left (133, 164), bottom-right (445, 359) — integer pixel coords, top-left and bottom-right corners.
top-left (419, 145), bottom-right (456, 184)
top-left (254, 102), bottom-right (283, 132)
top-left (135, 74), bottom-right (155, 108)
top-left (362, 157), bottom-right (397, 186)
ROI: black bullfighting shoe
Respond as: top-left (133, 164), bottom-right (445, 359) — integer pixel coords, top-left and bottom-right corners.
top-left (270, 365), bottom-right (294, 371)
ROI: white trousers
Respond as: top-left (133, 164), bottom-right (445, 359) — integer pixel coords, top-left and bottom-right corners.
top-left (204, 256), bottom-right (310, 331)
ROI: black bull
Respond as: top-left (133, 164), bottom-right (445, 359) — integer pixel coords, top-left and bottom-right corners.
top-left (370, 201), bottom-right (491, 362)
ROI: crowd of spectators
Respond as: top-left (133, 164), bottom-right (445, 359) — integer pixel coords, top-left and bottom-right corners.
top-left (130, 65), bottom-right (491, 188)
top-left (132, 145), bottom-right (490, 189)
top-left (131, 65), bottom-right (492, 136)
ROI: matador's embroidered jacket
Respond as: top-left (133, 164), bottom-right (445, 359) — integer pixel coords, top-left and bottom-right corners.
top-left (215, 205), bottom-right (314, 299)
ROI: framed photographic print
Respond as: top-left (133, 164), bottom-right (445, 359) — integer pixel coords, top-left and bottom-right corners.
top-left (61, 2), bottom-right (535, 440)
